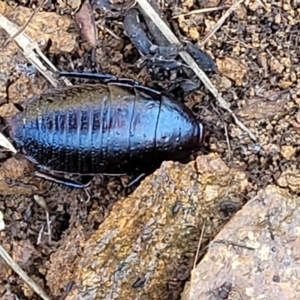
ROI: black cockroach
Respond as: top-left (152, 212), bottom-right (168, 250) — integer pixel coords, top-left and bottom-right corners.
top-left (9, 72), bottom-right (204, 188)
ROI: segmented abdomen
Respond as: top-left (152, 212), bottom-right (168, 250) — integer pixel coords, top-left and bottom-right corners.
top-left (10, 83), bottom-right (201, 175)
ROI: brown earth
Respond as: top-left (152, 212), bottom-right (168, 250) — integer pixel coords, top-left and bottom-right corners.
top-left (0, 0), bottom-right (299, 299)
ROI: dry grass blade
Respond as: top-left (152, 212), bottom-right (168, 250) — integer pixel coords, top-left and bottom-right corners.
top-left (0, 244), bottom-right (51, 300)
top-left (0, 0), bottom-right (47, 50)
top-left (0, 132), bottom-right (17, 154)
top-left (136, 0), bottom-right (256, 141)
top-left (193, 222), bottom-right (205, 270)
top-left (0, 9), bottom-right (67, 299)
top-left (0, 9), bottom-right (73, 152)
top-left (172, 6), bottom-right (228, 19)
top-left (0, 210), bottom-right (4, 231)
top-left (0, 12), bottom-right (72, 87)
top-left (0, 13), bottom-right (59, 87)
top-left (186, 222), bottom-right (206, 300)
top-left (200, 0), bottom-right (245, 47)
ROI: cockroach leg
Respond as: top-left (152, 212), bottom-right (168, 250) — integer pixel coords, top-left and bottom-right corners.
top-left (59, 71), bottom-right (162, 96)
top-left (126, 173), bottom-right (146, 189)
top-left (123, 9), bottom-right (152, 56)
top-left (10, 72), bottom-right (203, 186)
top-left (5, 172), bottom-right (37, 189)
top-left (123, 173), bottom-right (146, 195)
top-left (59, 71), bottom-right (141, 86)
top-left (59, 71), bottom-right (116, 81)
top-left (166, 78), bottom-right (201, 98)
top-left (34, 170), bottom-right (92, 189)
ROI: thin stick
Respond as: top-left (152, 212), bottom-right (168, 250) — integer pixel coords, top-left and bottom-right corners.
top-left (193, 222), bottom-right (205, 269)
top-left (0, 132), bottom-right (17, 154)
top-left (188, 222), bottom-right (206, 300)
top-left (224, 124), bottom-right (232, 160)
top-left (136, 0), bottom-right (256, 141)
top-left (0, 10), bottom-right (72, 153)
top-left (0, 11), bottom-right (72, 87)
top-left (46, 210), bottom-right (52, 244)
top-left (0, 210), bottom-right (4, 231)
top-left (172, 6), bottom-right (228, 19)
top-left (37, 223), bottom-right (44, 245)
top-left (0, 244), bottom-right (51, 300)
top-left (0, 13), bottom-right (58, 87)
top-left (200, 0), bottom-right (245, 47)
top-left (0, 0), bottom-right (46, 50)
top-left (95, 19), bottom-right (122, 40)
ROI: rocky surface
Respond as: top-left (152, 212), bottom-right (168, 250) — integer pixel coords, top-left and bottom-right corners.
top-left (46, 153), bottom-right (248, 299)
top-left (182, 185), bottom-right (300, 300)
top-left (0, 157), bottom-right (44, 195)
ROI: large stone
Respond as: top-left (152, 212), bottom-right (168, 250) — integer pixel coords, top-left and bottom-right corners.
top-left (182, 185), bottom-right (300, 300)
top-left (47, 153), bottom-right (249, 299)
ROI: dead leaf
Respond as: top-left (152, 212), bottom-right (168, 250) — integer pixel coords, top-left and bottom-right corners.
top-left (74, 1), bottom-right (97, 48)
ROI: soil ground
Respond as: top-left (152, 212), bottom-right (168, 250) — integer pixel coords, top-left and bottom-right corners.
top-left (0, 0), bottom-right (299, 299)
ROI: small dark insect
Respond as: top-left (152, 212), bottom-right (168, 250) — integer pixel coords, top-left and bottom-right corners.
top-left (124, 9), bottom-right (216, 72)
top-left (9, 72), bottom-right (204, 189)
top-left (215, 282), bottom-right (232, 300)
top-left (208, 282), bottom-right (233, 300)
top-left (132, 275), bottom-right (146, 288)
top-left (123, 8), bottom-right (217, 96)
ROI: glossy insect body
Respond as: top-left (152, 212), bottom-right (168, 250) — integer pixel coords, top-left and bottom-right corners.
top-left (10, 74), bottom-right (203, 181)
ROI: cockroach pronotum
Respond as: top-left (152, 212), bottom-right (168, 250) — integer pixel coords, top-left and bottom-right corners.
top-left (9, 72), bottom-right (204, 189)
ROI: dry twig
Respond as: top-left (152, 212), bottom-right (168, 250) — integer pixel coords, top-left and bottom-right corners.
top-left (136, 0), bottom-right (256, 141)
top-left (0, 245), bottom-right (51, 300)
top-left (188, 222), bottom-right (206, 300)
top-left (224, 124), bottom-right (232, 160)
top-left (200, 0), bottom-right (245, 47)
top-left (0, 9), bottom-right (73, 153)
top-left (0, 0), bottom-right (47, 50)
top-left (0, 132), bottom-right (16, 154)
top-left (0, 13), bottom-right (59, 87)
top-left (0, 7), bottom-right (68, 299)
top-left (172, 6), bottom-right (228, 19)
